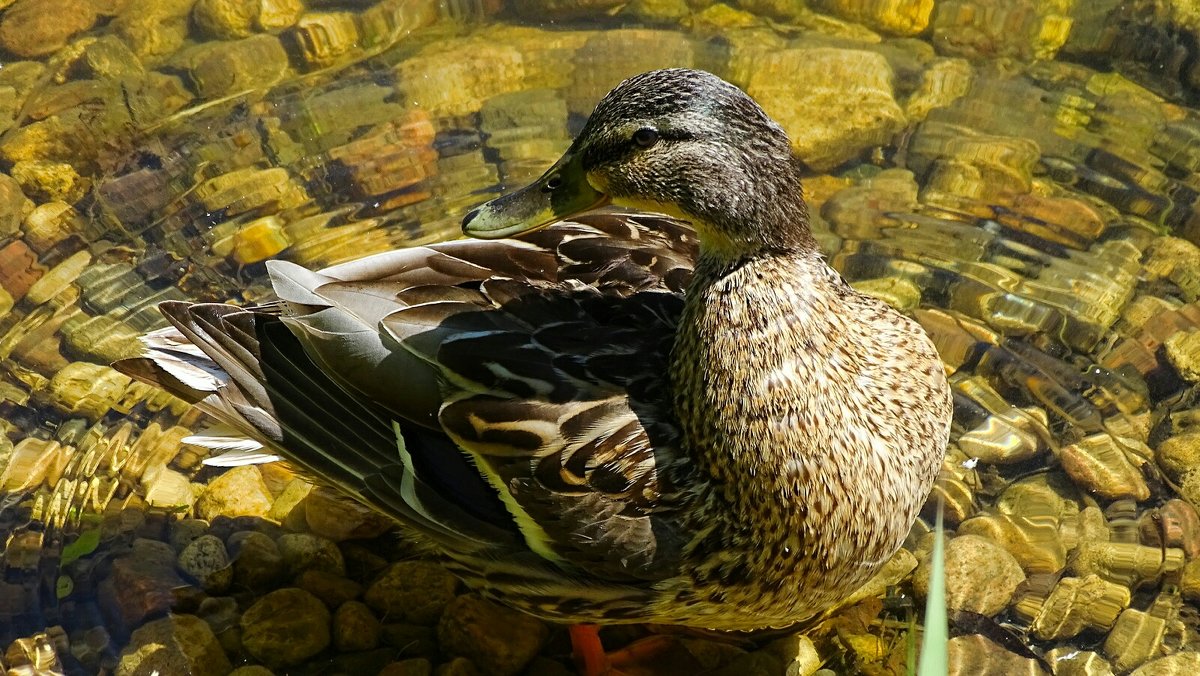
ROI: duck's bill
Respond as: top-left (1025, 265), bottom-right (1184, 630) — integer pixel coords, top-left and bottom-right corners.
top-left (462, 152), bottom-right (609, 239)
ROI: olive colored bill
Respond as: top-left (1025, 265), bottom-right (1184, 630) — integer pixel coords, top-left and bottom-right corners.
top-left (462, 152), bottom-right (609, 239)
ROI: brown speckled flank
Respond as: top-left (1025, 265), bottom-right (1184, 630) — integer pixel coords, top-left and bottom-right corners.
top-left (117, 69), bottom-right (952, 632)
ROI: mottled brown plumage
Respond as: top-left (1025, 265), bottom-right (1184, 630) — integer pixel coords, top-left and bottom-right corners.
top-left (116, 69), bottom-right (952, 631)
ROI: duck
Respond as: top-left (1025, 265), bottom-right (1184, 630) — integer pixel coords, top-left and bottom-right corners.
top-left (115, 68), bottom-right (952, 672)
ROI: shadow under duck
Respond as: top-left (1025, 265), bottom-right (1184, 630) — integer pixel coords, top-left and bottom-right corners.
top-left (116, 69), bottom-right (952, 639)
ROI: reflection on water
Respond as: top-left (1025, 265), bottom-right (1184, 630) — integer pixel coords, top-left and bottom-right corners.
top-left (2, 0), bottom-right (1200, 673)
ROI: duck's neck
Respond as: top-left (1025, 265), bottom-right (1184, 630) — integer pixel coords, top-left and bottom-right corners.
top-left (671, 244), bottom-right (842, 498)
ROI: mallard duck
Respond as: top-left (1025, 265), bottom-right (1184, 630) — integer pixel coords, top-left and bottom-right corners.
top-left (116, 68), bottom-right (951, 665)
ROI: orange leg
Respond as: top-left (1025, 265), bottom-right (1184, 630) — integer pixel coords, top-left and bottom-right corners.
top-left (568, 625), bottom-right (700, 676)
top-left (569, 624), bottom-right (611, 676)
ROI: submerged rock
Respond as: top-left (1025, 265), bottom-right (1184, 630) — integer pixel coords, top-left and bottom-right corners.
top-left (364, 561), bottom-right (458, 625)
top-left (196, 466), bottom-right (274, 520)
top-left (99, 539), bottom-right (188, 634)
top-left (193, 0), bottom-right (259, 39)
top-left (228, 530), bottom-right (285, 591)
top-left (276, 532), bottom-right (345, 577)
top-left (178, 534), bottom-right (233, 593)
top-left (333, 600), bottom-right (381, 652)
top-left (241, 588), bottom-right (331, 668)
top-left (116, 614), bottom-right (231, 676)
top-left (294, 568), bottom-right (363, 609)
top-left (813, 0), bottom-right (935, 36)
top-left (437, 595), bottom-right (549, 676)
top-left (0, 173), bottom-right (31, 238)
top-left (947, 634), bottom-right (1046, 675)
top-left (741, 47), bottom-right (906, 171)
top-left (915, 533), bottom-right (1025, 615)
top-left (0, 0), bottom-right (99, 58)
top-left (1017, 574), bottom-right (1129, 641)
top-left (1103, 608), bottom-right (1166, 672)
top-left (1166, 329), bottom-right (1200, 382)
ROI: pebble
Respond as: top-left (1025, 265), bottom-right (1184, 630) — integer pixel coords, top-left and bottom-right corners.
top-left (115, 614), bottom-right (231, 676)
top-left (195, 466), bottom-right (274, 520)
top-left (11, 159), bottom-right (89, 204)
top-left (277, 532), bottom-right (346, 577)
top-left (436, 656), bottom-right (482, 676)
top-left (295, 568), bottom-right (363, 609)
top-left (228, 530), bottom-right (285, 591)
top-left (98, 539), bottom-right (187, 634)
top-left (1043, 648), bottom-right (1113, 676)
top-left (266, 477), bottom-right (312, 525)
top-left (255, 0), bottom-right (302, 30)
top-left (1104, 608), bottom-right (1165, 672)
top-left (1060, 433), bottom-right (1151, 501)
top-left (196, 595), bottom-right (242, 655)
top-left (0, 172), bottom-right (31, 238)
top-left (813, 0), bottom-right (935, 36)
top-left (1131, 652), bottom-right (1200, 675)
top-left (380, 623), bottom-right (438, 657)
top-left (1184, 558), bottom-right (1200, 602)
top-left (438, 595), bottom-right (549, 676)
top-left (241, 588), bottom-right (331, 668)
top-left (69, 35), bottom-right (144, 79)
top-left (1166, 329), bottom-right (1200, 382)
top-left (177, 534), bottom-right (233, 593)
top-left (742, 47), bottom-right (906, 172)
top-left (1157, 432), bottom-right (1200, 482)
top-left (304, 488), bottom-right (394, 541)
top-left (142, 466), bottom-right (196, 509)
top-left (0, 437), bottom-right (66, 492)
top-left (1021, 574), bottom-right (1130, 641)
top-left (0, 0), bottom-right (98, 58)
top-left (379, 659), bottom-right (434, 676)
top-left (1070, 541), bottom-right (1186, 587)
top-left (365, 561), bottom-right (459, 624)
top-left (183, 34), bottom-right (291, 99)
top-left (44, 363), bottom-right (133, 421)
top-left (914, 533), bottom-right (1025, 615)
top-left (947, 634), bottom-right (1045, 675)
top-left (111, 0), bottom-right (193, 62)
top-left (957, 512), bottom-right (1066, 574)
top-left (192, 0), bottom-right (258, 39)
top-left (1140, 499), bottom-right (1200, 558)
top-left (333, 600), bottom-right (382, 652)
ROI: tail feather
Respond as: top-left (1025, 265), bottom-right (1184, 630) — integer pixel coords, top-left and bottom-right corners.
top-left (116, 302), bottom-right (520, 553)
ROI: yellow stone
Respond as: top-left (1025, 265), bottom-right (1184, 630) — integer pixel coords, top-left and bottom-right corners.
top-left (142, 465), bottom-right (196, 508)
top-left (195, 465), bottom-right (274, 520)
top-left (1158, 432), bottom-right (1200, 482)
top-left (44, 362), bottom-right (132, 420)
top-left (813, 0), bottom-right (935, 36)
top-left (22, 201), bottom-right (81, 253)
top-left (0, 437), bottom-right (67, 491)
top-left (852, 276), bottom-right (921, 311)
top-left (25, 250), bottom-right (90, 305)
top-left (1165, 330), bottom-right (1200, 382)
top-left (232, 215), bottom-right (290, 265)
top-left (743, 47), bottom-right (906, 172)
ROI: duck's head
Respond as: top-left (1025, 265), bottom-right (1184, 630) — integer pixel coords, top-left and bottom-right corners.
top-left (462, 68), bottom-right (813, 256)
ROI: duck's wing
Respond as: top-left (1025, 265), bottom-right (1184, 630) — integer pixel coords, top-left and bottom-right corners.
top-left (276, 212), bottom-right (698, 582)
top-left (122, 212), bottom-right (699, 583)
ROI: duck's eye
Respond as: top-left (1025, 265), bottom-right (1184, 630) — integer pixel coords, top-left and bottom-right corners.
top-left (542, 175), bottom-right (563, 193)
top-left (632, 127), bottom-right (659, 149)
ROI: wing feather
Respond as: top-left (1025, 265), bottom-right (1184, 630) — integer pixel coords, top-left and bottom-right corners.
top-left (119, 211), bottom-right (699, 583)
